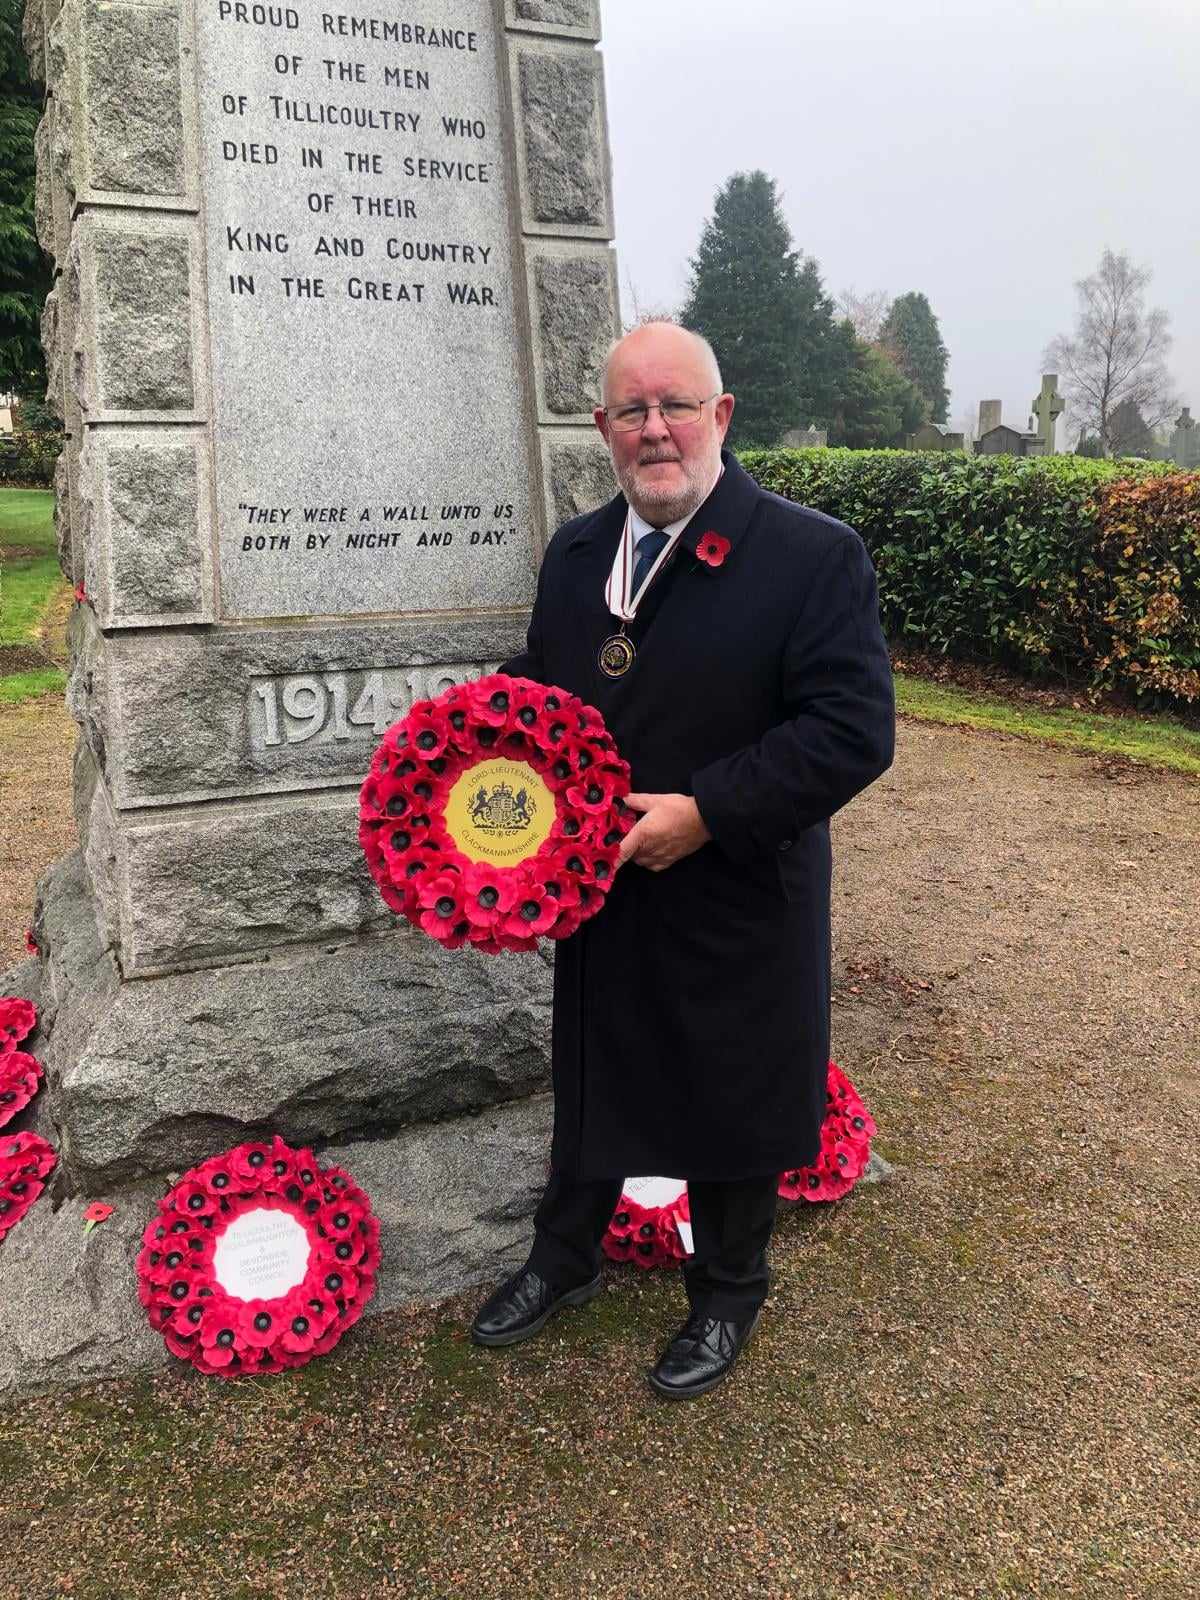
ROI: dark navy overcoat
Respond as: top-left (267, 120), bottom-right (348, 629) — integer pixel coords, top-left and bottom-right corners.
top-left (503, 451), bottom-right (895, 1180)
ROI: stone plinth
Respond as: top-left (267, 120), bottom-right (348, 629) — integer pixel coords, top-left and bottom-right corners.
top-left (6, 0), bottom-right (621, 1395)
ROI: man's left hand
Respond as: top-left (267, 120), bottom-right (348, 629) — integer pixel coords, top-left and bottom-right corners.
top-left (616, 792), bottom-right (712, 872)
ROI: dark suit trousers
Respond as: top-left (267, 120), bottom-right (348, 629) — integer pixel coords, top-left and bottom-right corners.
top-left (528, 1170), bottom-right (780, 1322)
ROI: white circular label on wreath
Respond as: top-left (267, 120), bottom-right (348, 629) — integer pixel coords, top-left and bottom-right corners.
top-left (622, 1175), bottom-right (687, 1210)
top-left (212, 1207), bottom-right (311, 1302)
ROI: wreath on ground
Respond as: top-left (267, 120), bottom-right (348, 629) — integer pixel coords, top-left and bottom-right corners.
top-left (359, 674), bottom-right (633, 953)
top-left (603, 1062), bottom-right (879, 1265)
top-left (136, 1136), bottom-right (380, 1377)
top-left (0, 1132), bottom-right (56, 1243)
top-left (603, 1176), bottom-right (691, 1269)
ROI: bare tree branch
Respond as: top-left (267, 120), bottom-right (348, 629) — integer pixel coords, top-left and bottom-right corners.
top-left (1043, 250), bottom-right (1177, 454)
top-left (835, 287), bottom-right (892, 345)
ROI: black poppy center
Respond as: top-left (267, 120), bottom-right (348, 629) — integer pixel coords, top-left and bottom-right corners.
top-left (248, 1151), bottom-right (266, 1167)
top-left (586, 785), bottom-right (602, 804)
top-left (216, 1329), bottom-right (235, 1348)
top-left (518, 707), bottom-right (536, 725)
top-left (520, 900), bottom-right (540, 921)
top-left (325, 1272), bottom-right (343, 1291)
top-left (478, 886), bottom-right (499, 909)
top-left (254, 1312), bottom-right (272, 1331)
top-left (435, 896), bottom-right (456, 919)
top-left (489, 691), bottom-right (509, 712)
top-left (416, 731), bottom-right (437, 750)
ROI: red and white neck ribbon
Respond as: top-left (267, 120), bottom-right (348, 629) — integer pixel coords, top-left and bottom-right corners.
top-left (603, 509), bottom-right (681, 625)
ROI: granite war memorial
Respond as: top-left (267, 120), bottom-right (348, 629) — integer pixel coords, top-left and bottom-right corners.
top-left (2, 0), bottom-right (619, 1393)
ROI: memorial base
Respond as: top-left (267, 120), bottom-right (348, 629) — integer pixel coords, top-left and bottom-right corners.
top-left (0, 850), bottom-right (556, 1400)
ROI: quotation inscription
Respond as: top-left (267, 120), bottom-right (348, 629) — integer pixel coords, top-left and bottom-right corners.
top-left (198, 0), bottom-right (538, 620)
top-left (249, 660), bottom-right (501, 751)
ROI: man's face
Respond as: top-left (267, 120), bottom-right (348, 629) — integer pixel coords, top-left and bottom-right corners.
top-left (593, 327), bottom-right (735, 526)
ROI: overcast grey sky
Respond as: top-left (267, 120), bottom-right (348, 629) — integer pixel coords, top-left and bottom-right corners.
top-left (600, 0), bottom-right (1199, 441)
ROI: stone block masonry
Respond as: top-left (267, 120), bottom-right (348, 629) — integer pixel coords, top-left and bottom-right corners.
top-left (10, 0), bottom-right (621, 1395)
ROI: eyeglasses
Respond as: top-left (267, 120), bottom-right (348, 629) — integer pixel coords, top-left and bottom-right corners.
top-left (602, 393), bottom-right (721, 432)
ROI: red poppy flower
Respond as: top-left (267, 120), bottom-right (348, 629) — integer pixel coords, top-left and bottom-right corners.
top-left (695, 531), bottom-right (730, 568)
top-left (566, 770), bottom-right (618, 817)
top-left (23, 929), bottom-right (37, 956)
top-left (0, 1051), bottom-right (42, 1129)
top-left (83, 1200), bottom-right (114, 1230)
top-left (417, 870), bottom-right (469, 943)
top-left (230, 1142), bottom-right (273, 1184)
top-left (500, 880), bottom-right (559, 939)
top-left (73, 581), bottom-right (87, 604)
top-left (467, 675), bottom-right (516, 727)
top-left (462, 862), bottom-right (518, 929)
top-left (407, 708), bottom-right (450, 761)
top-left (0, 997), bottom-right (36, 1055)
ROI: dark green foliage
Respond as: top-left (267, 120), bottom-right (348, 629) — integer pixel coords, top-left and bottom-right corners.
top-left (681, 171), bottom-right (839, 448)
top-left (1107, 398), bottom-right (1155, 459)
top-left (1075, 433), bottom-right (1103, 458)
top-left (0, 430), bottom-right (57, 484)
top-left (880, 292), bottom-right (950, 424)
top-left (0, 0), bottom-right (49, 395)
top-left (739, 447), bottom-right (1195, 704)
top-left (826, 321), bottom-right (926, 449)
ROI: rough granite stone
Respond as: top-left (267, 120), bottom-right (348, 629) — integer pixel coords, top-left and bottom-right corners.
top-left (45, 14), bottom-right (77, 220)
top-left (516, 47), bottom-right (610, 230)
top-left (53, 449), bottom-right (72, 579)
top-left (84, 222), bottom-right (195, 413)
top-left (508, 0), bottom-right (600, 37)
top-left (34, 113), bottom-right (54, 261)
top-left (40, 282), bottom-right (62, 422)
top-left (70, 613), bottom-right (525, 807)
top-left (542, 431), bottom-right (615, 528)
top-left (35, 852), bottom-right (552, 1187)
top-left (82, 0), bottom-right (186, 197)
top-left (322, 1094), bottom-right (554, 1311)
top-left (89, 437), bottom-right (208, 623)
top-left (531, 248), bottom-right (617, 417)
top-left (860, 1149), bottom-right (897, 1185)
top-left (114, 791), bottom-right (391, 973)
top-left (22, 0), bottom-right (45, 80)
top-left (0, 1183), bottom-right (170, 1400)
top-left (0, 1095), bottom-right (553, 1401)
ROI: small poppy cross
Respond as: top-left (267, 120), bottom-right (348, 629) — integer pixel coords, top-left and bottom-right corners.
top-left (82, 1201), bottom-right (114, 1235)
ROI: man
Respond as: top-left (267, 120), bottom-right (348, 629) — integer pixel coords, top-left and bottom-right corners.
top-left (470, 322), bottom-right (895, 1399)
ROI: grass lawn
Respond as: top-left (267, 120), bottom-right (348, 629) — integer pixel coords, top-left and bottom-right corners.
top-left (896, 671), bottom-right (1200, 777)
top-left (0, 487), bottom-right (63, 653)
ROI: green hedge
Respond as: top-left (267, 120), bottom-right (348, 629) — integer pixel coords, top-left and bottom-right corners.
top-left (739, 448), bottom-right (1199, 705)
top-left (0, 434), bottom-right (59, 487)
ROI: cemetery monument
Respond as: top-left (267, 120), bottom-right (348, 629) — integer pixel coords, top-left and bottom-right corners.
top-left (2, 0), bottom-right (619, 1393)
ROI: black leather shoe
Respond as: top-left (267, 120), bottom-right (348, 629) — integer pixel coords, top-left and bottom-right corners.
top-left (647, 1307), bottom-right (761, 1400)
top-left (470, 1266), bottom-right (603, 1347)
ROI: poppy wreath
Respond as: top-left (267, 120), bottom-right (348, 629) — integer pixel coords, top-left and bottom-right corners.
top-left (602, 1177), bottom-right (691, 1270)
top-left (777, 1060), bottom-right (877, 1204)
top-left (0, 1051), bottom-right (43, 1131)
top-left (136, 1136), bottom-right (380, 1377)
top-left (0, 996), bottom-right (37, 1056)
top-left (0, 1131), bottom-right (56, 1243)
top-left (359, 673), bottom-right (634, 953)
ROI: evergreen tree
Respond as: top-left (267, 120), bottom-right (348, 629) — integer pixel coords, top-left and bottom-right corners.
top-left (880, 291), bottom-right (950, 424)
top-left (826, 321), bottom-right (925, 449)
top-left (0, 0), bottom-right (50, 396)
top-left (1107, 397), bottom-right (1155, 458)
top-left (681, 171), bottom-right (838, 447)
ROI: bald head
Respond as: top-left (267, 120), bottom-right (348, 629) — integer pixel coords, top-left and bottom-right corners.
top-left (601, 322), bottom-right (722, 406)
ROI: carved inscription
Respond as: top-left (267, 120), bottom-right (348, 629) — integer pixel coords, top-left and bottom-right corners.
top-left (248, 661), bottom-right (501, 751)
top-left (198, 0), bottom-right (538, 620)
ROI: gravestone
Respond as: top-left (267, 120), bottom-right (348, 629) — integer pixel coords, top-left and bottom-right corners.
top-left (1029, 374), bottom-right (1065, 455)
top-left (4, 0), bottom-right (618, 1393)
top-left (1169, 406), bottom-right (1200, 470)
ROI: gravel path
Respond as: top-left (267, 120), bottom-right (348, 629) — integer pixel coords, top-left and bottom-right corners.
top-left (0, 701), bottom-right (1197, 1599)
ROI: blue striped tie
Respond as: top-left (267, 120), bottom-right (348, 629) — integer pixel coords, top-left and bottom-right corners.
top-left (631, 528), bottom-right (668, 597)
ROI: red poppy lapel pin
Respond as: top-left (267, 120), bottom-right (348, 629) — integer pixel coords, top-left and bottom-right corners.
top-left (695, 531), bottom-right (730, 569)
